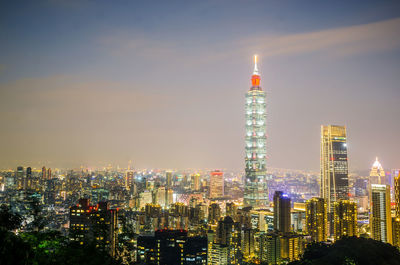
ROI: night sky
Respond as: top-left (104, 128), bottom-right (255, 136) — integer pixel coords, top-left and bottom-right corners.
top-left (1, 0), bottom-right (399, 171)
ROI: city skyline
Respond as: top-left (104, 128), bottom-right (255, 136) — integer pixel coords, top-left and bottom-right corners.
top-left (2, 2), bottom-right (400, 264)
top-left (1, 1), bottom-right (400, 171)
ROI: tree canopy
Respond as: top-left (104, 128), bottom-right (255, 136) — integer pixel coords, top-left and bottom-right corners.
top-left (0, 229), bottom-right (120, 265)
top-left (0, 204), bottom-right (23, 230)
top-left (290, 237), bottom-right (400, 265)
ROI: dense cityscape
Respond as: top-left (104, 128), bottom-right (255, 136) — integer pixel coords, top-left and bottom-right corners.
top-left (1, 1), bottom-right (400, 265)
top-left (0, 56), bottom-right (399, 265)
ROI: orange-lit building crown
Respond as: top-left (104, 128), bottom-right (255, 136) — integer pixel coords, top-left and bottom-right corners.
top-left (252, 74), bottom-right (260, 87)
top-left (251, 55), bottom-right (261, 88)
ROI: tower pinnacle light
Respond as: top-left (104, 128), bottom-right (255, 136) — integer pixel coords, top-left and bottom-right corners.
top-left (370, 157), bottom-right (385, 185)
top-left (244, 55), bottom-right (268, 208)
top-left (253, 54), bottom-right (259, 75)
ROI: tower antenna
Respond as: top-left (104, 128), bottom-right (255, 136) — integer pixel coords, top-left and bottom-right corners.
top-left (253, 54), bottom-right (259, 75)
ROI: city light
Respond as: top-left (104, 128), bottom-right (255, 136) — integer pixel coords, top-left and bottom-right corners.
top-left (0, 2), bottom-right (399, 265)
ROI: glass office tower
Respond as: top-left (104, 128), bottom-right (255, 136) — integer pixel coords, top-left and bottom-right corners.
top-left (244, 55), bottom-right (268, 207)
top-left (320, 125), bottom-right (349, 212)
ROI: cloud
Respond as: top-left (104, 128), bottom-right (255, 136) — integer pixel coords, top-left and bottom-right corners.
top-left (100, 17), bottom-right (400, 63)
top-left (101, 34), bottom-right (179, 59)
top-left (246, 17), bottom-right (400, 58)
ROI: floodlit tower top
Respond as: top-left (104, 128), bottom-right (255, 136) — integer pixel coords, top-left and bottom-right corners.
top-left (251, 55), bottom-right (261, 88)
top-left (372, 157), bottom-right (383, 170)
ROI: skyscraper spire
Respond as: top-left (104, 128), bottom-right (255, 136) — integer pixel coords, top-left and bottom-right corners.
top-left (253, 54), bottom-right (259, 75)
top-left (370, 157), bottom-right (385, 185)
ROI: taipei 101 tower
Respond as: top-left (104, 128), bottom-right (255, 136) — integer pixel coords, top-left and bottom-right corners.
top-left (244, 55), bottom-right (268, 208)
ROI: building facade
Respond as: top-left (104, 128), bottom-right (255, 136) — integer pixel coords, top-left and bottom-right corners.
top-left (273, 191), bottom-right (291, 233)
top-left (125, 170), bottom-right (134, 190)
top-left (394, 172), bottom-right (400, 218)
top-left (369, 157), bottom-right (385, 185)
top-left (244, 55), bottom-right (268, 208)
top-left (280, 233), bottom-right (304, 263)
top-left (320, 125), bottom-right (349, 212)
top-left (259, 232), bottom-right (281, 265)
top-left (305, 197), bottom-right (327, 242)
top-left (209, 170), bottom-right (224, 199)
top-left (192, 174), bottom-right (201, 191)
top-left (392, 217), bottom-right (400, 248)
top-left (137, 230), bottom-right (207, 265)
top-left (333, 200), bottom-right (357, 240)
top-left (242, 228), bottom-right (255, 261)
top-left (370, 184), bottom-right (392, 244)
top-left (208, 203), bottom-right (221, 224)
top-left (69, 198), bottom-right (118, 256)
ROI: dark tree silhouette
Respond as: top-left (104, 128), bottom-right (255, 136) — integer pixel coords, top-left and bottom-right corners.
top-left (0, 229), bottom-right (120, 265)
top-left (116, 212), bottom-right (136, 264)
top-left (290, 237), bottom-right (400, 265)
top-left (0, 204), bottom-right (23, 231)
top-left (0, 229), bottom-right (33, 265)
top-left (28, 196), bottom-right (47, 232)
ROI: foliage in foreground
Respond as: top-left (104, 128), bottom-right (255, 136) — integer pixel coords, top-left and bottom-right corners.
top-left (0, 204), bottom-right (119, 265)
top-left (290, 236), bottom-right (400, 265)
top-left (0, 228), bottom-right (120, 265)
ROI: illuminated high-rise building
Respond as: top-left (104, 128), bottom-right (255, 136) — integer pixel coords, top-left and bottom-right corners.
top-left (333, 200), bottom-right (357, 240)
top-left (125, 170), bottom-right (134, 190)
top-left (209, 170), bottom-right (224, 199)
top-left (280, 233), bottom-right (303, 262)
top-left (273, 191), bottom-right (291, 233)
top-left (5, 173), bottom-right (15, 190)
top-left (369, 157), bottom-right (385, 185)
top-left (392, 169), bottom-right (400, 189)
top-left (215, 216), bottom-right (241, 264)
top-left (320, 125), bottom-right (349, 212)
top-left (395, 173), bottom-right (400, 218)
top-left (69, 199), bottom-right (118, 256)
top-left (259, 232), bottom-right (281, 264)
top-left (42, 166), bottom-right (47, 180)
top-left (208, 234), bottom-right (229, 265)
top-left (392, 217), bottom-right (400, 248)
top-left (182, 174), bottom-right (189, 188)
top-left (47, 168), bottom-right (52, 180)
top-left (16, 166), bottom-right (24, 189)
top-left (155, 230), bottom-right (187, 265)
top-left (165, 171), bottom-right (173, 209)
top-left (208, 216), bottom-right (241, 265)
top-left (393, 171), bottom-right (400, 247)
top-left (305, 197), bottom-right (327, 242)
top-left (208, 203), bottom-right (221, 224)
top-left (242, 228), bottom-right (255, 260)
top-left (26, 167), bottom-right (32, 178)
top-left (226, 202), bottom-right (237, 218)
top-left (192, 174), bottom-right (201, 191)
top-left (216, 216), bottom-right (237, 244)
top-left (166, 171), bottom-right (173, 188)
top-left (137, 231), bottom-right (206, 265)
top-left (155, 187), bottom-right (170, 207)
top-left (244, 55), bottom-right (268, 208)
top-left (370, 184), bottom-right (392, 244)
top-left (25, 167), bottom-right (33, 190)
